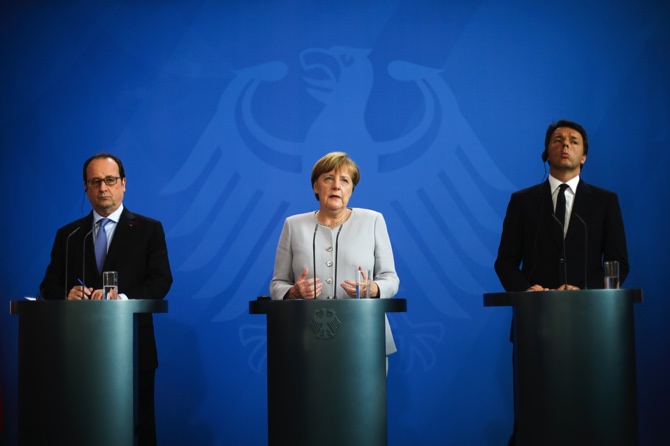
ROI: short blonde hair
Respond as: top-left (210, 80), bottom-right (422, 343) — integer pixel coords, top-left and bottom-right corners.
top-left (311, 152), bottom-right (360, 201)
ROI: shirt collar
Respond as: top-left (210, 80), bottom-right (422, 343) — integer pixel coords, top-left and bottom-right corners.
top-left (93, 203), bottom-right (124, 225)
top-left (549, 175), bottom-right (580, 194)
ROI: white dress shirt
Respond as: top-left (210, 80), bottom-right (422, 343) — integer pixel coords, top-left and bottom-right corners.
top-left (549, 175), bottom-right (580, 236)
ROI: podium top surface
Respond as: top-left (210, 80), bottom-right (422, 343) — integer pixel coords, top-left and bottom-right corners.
top-left (10, 299), bottom-right (168, 315)
top-left (483, 289), bottom-right (643, 307)
top-left (249, 297), bottom-right (406, 314)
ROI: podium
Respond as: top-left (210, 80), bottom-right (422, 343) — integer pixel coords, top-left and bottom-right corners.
top-left (484, 289), bottom-right (642, 446)
top-left (250, 298), bottom-right (406, 446)
top-left (10, 299), bottom-right (168, 446)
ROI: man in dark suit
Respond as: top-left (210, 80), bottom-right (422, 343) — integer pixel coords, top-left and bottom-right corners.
top-left (494, 120), bottom-right (629, 445)
top-left (495, 119), bottom-right (629, 291)
top-left (39, 152), bottom-right (173, 446)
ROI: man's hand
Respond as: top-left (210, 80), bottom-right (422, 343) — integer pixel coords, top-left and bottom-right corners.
top-left (555, 284), bottom-right (581, 291)
top-left (68, 285), bottom-right (91, 300)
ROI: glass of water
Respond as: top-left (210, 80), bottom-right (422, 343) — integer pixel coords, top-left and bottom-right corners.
top-left (102, 271), bottom-right (118, 300)
top-left (603, 261), bottom-right (620, 289)
top-left (355, 269), bottom-right (371, 299)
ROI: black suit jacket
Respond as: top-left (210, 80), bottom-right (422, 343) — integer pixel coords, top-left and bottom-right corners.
top-left (495, 179), bottom-right (629, 291)
top-left (40, 207), bottom-right (173, 370)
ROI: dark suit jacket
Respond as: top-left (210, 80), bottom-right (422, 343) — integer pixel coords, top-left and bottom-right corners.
top-left (495, 179), bottom-right (629, 291)
top-left (40, 207), bottom-right (173, 370)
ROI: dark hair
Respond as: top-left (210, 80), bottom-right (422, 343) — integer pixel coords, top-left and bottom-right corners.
top-left (83, 152), bottom-right (126, 183)
top-left (311, 152), bottom-right (360, 201)
top-left (543, 119), bottom-right (589, 162)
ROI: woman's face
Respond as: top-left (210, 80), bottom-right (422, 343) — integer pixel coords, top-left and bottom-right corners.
top-left (313, 168), bottom-right (354, 212)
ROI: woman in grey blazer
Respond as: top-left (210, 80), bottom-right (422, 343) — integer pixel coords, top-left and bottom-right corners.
top-left (270, 152), bottom-right (400, 355)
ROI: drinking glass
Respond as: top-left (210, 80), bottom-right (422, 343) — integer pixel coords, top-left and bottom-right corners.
top-left (103, 271), bottom-right (118, 300)
top-left (355, 269), bottom-right (371, 299)
top-left (603, 261), bottom-right (620, 289)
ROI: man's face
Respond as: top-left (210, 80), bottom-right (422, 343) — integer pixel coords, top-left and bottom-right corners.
top-left (84, 157), bottom-right (126, 216)
top-left (547, 127), bottom-right (587, 173)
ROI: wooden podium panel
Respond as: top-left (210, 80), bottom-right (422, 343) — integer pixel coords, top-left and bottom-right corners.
top-left (484, 289), bottom-right (642, 446)
top-left (10, 299), bottom-right (167, 446)
top-left (250, 298), bottom-right (406, 446)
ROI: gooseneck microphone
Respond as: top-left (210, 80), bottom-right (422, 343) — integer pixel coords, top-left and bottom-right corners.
top-left (81, 222), bottom-right (98, 297)
top-left (527, 192), bottom-right (546, 289)
top-left (64, 227), bottom-right (81, 299)
top-left (312, 223), bottom-right (318, 299)
top-left (551, 213), bottom-right (568, 289)
top-left (333, 224), bottom-right (343, 299)
top-left (311, 221), bottom-right (345, 299)
top-left (574, 213), bottom-right (588, 289)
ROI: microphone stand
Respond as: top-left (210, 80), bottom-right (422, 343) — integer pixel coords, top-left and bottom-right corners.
top-left (64, 227), bottom-right (81, 299)
top-left (311, 221), bottom-right (344, 299)
top-left (552, 214), bottom-right (568, 289)
top-left (574, 213), bottom-right (588, 289)
top-left (81, 223), bottom-right (97, 296)
top-left (333, 224), bottom-right (343, 299)
top-left (312, 224), bottom-right (318, 299)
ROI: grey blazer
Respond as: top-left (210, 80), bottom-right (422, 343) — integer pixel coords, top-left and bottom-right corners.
top-left (270, 208), bottom-right (400, 354)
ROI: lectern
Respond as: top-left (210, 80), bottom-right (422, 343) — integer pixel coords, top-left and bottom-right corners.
top-left (10, 299), bottom-right (168, 446)
top-left (250, 298), bottom-right (406, 446)
top-left (484, 289), bottom-right (642, 446)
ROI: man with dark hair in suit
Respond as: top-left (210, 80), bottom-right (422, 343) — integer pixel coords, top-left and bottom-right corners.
top-left (495, 119), bottom-right (629, 292)
top-left (40, 152), bottom-right (173, 446)
top-left (494, 120), bottom-right (630, 445)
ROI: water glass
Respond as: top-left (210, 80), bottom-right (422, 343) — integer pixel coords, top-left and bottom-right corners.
top-left (103, 271), bottom-right (118, 300)
top-left (355, 269), bottom-right (371, 299)
top-left (603, 261), bottom-right (620, 289)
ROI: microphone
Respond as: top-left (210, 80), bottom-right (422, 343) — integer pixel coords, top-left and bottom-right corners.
top-left (312, 223), bottom-right (318, 299)
top-left (551, 213), bottom-right (568, 289)
top-left (81, 223), bottom-right (98, 296)
top-left (527, 191), bottom-right (546, 289)
top-left (573, 213), bottom-right (588, 290)
top-left (64, 227), bottom-right (81, 299)
top-left (333, 224), bottom-right (343, 299)
top-left (311, 220), bottom-right (345, 299)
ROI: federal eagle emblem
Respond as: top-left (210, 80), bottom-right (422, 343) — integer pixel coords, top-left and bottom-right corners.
top-left (167, 46), bottom-right (515, 373)
top-left (309, 308), bottom-right (342, 340)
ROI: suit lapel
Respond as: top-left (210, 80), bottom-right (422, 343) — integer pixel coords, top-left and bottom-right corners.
top-left (82, 213), bottom-right (100, 284)
top-left (566, 180), bottom-right (591, 242)
top-left (539, 181), bottom-right (563, 247)
top-left (104, 208), bottom-right (135, 270)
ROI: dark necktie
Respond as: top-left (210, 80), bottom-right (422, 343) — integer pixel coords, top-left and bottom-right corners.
top-left (555, 184), bottom-right (569, 228)
top-left (95, 218), bottom-right (110, 274)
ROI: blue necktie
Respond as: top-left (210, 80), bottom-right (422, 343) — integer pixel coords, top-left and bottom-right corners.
top-left (95, 218), bottom-right (110, 274)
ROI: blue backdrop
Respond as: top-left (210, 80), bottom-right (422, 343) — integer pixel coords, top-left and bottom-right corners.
top-left (2, 0), bottom-right (669, 444)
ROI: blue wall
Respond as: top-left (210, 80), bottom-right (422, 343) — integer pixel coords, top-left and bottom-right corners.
top-left (2, 1), bottom-right (669, 444)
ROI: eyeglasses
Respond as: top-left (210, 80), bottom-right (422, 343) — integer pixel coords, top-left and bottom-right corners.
top-left (86, 176), bottom-right (121, 188)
